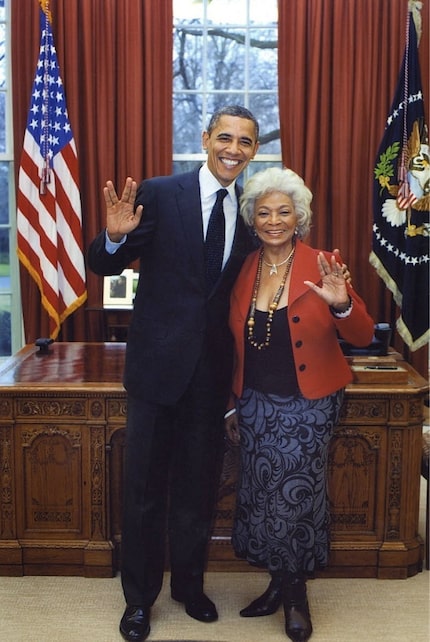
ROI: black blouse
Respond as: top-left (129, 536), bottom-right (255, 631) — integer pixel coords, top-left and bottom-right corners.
top-left (244, 306), bottom-right (299, 396)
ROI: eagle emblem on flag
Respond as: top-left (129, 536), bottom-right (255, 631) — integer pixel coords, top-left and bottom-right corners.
top-left (375, 120), bottom-right (429, 230)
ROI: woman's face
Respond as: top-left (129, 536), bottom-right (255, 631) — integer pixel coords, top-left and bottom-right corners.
top-left (253, 191), bottom-right (298, 250)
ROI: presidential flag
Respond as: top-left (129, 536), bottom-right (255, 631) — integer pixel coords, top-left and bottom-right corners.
top-left (369, 8), bottom-right (429, 352)
top-left (17, 0), bottom-right (87, 339)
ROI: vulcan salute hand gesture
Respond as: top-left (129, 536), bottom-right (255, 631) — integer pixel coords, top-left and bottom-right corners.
top-left (304, 252), bottom-right (351, 313)
top-left (103, 176), bottom-right (143, 242)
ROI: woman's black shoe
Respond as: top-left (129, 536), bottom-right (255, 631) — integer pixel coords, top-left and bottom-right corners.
top-left (240, 572), bottom-right (283, 617)
top-left (283, 575), bottom-right (313, 642)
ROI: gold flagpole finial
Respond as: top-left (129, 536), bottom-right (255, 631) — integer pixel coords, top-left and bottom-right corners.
top-left (38, 0), bottom-right (52, 23)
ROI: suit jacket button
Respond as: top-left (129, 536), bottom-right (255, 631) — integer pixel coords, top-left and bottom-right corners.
top-left (295, 340), bottom-right (303, 348)
top-left (292, 315), bottom-right (300, 323)
top-left (299, 364), bottom-right (306, 372)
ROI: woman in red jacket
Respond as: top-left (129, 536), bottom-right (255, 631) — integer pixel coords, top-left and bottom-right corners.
top-left (225, 167), bottom-right (374, 642)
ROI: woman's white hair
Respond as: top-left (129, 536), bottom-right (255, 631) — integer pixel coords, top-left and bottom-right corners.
top-left (240, 167), bottom-right (313, 239)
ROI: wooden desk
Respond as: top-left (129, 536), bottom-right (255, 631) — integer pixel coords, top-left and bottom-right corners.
top-left (0, 343), bottom-right (427, 578)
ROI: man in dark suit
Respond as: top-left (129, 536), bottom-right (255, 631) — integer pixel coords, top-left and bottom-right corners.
top-left (88, 105), bottom-right (260, 642)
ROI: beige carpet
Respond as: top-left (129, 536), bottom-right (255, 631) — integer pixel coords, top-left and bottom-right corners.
top-left (0, 570), bottom-right (428, 642)
top-left (0, 479), bottom-right (428, 642)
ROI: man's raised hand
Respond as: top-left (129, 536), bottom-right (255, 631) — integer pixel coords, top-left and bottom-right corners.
top-left (104, 177), bottom-right (143, 242)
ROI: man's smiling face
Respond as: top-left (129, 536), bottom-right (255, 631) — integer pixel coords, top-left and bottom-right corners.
top-left (202, 115), bottom-right (259, 187)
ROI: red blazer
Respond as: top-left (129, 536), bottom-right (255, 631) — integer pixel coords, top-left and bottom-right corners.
top-left (229, 240), bottom-right (375, 401)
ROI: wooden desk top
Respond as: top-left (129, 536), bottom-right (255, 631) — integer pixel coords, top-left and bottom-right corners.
top-left (0, 342), bottom-right (126, 391)
top-left (0, 342), bottom-right (427, 395)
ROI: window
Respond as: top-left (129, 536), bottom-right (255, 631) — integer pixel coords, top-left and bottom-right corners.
top-left (0, 0), bottom-right (19, 359)
top-left (173, 0), bottom-right (281, 181)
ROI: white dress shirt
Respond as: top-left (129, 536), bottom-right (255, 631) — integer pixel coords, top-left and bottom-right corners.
top-left (199, 162), bottom-right (237, 269)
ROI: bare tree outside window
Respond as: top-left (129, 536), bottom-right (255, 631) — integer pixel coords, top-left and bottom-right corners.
top-left (173, 0), bottom-right (281, 180)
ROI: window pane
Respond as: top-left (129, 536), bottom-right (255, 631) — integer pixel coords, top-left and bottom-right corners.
top-left (0, 228), bottom-right (9, 275)
top-left (207, 29), bottom-right (246, 91)
top-left (206, 92), bottom-right (249, 115)
top-left (173, 28), bottom-right (204, 92)
top-left (207, 0), bottom-right (247, 23)
top-left (0, 91), bottom-right (6, 152)
top-left (0, 161), bottom-right (8, 223)
top-left (173, 96), bottom-right (203, 153)
top-left (0, 92), bottom-right (6, 152)
top-left (0, 23), bottom-right (5, 90)
top-left (249, 0), bottom-right (277, 24)
top-left (0, 293), bottom-right (11, 357)
top-left (248, 28), bottom-right (277, 90)
top-left (173, 0), bottom-right (203, 23)
top-left (249, 94), bottom-right (280, 153)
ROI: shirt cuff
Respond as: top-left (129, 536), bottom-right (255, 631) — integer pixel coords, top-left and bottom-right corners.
top-left (224, 408), bottom-right (237, 419)
top-left (331, 298), bottom-right (353, 318)
top-left (105, 229), bottom-right (127, 254)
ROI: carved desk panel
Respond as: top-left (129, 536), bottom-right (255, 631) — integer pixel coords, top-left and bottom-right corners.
top-left (0, 343), bottom-right (427, 578)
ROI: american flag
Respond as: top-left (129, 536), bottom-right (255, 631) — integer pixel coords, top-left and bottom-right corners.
top-left (17, 2), bottom-right (86, 339)
top-left (370, 8), bottom-right (429, 352)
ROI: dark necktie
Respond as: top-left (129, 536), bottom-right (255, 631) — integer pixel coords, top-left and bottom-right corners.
top-left (205, 188), bottom-right (228, 290)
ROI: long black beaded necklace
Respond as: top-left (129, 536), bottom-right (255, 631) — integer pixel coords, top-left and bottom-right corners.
top-left (247, 246), bottom-right (295, 350)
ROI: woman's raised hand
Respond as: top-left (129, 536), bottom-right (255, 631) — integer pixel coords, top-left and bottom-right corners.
top-left (304, 252), bottom-right (351, 311)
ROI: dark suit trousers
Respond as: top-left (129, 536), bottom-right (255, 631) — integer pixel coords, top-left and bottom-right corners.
top-left (120, 353), bottom-right (226, 607)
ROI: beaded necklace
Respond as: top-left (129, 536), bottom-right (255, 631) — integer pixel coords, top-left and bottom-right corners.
top-left (247, 246), bottom-right (295, 350)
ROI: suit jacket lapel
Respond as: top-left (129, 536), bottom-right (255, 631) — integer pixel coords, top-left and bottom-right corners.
top-left (175, 169), bottom-right (205, 276)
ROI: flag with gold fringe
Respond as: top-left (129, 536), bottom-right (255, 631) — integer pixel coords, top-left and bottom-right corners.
top-left (369, 3), bottom-right (429, 352)
top-left (17, 0), bottom-right (87, 339)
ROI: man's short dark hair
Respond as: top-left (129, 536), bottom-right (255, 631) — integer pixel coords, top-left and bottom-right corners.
top-left (206, 105), bottom-right (259, 141)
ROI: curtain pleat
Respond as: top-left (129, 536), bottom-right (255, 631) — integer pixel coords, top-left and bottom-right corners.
top-left (278, 0), bottom-right (429, 375)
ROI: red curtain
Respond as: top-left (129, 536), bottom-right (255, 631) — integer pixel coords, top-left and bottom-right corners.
top-left (12, 0), bottom-right (173, 342)
top-left (278, 0), bottom-right (429, 376)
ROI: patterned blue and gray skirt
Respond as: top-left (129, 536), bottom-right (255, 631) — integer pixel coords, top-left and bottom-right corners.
top-left (232, 387), bottom-right (344, 575)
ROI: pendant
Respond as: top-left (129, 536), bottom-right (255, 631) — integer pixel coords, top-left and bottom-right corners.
top-left (269, 264), bottom-right (277, 276)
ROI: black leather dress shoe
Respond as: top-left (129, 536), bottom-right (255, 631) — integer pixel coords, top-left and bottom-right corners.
top-left (172, 590), bottom-right (218, 622)
top-left (119, 606), bottom-right (150, 642)
top-left (240, 574), bottom-right (283, 617)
